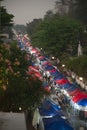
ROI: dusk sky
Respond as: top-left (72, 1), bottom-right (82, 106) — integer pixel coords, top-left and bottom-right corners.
top-left (2, 0), bottom-right (56, 25)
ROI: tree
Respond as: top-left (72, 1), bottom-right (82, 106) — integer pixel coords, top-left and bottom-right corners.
top-left (0, 42), bottom-right (48, 112)
top-left (75, 0), bottom-right (87, 24)
top-left (26, 18), bottom-right (42, 36)
top-left (0, 2), bottom-right (14, 37)
top-left (13, 24), bottom-right (27, 35)
top-left (44, 10), bottom-right (54, 19)
top-left (66, 55), bottom-right (87, 79)
top-left (31, 15), bottom-right (83, 59)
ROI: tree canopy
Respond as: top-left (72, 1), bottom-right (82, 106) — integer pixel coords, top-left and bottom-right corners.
top-left (75, 0), bottom-right (87, 24)
top-left (0, 42), bottom-right (48, 112)
top-left (31, 15), bottom-right (83, 58)
top-left (66, 55), bottom-right (87, 80)
top-left (0, 2), bottom-right (14, 39)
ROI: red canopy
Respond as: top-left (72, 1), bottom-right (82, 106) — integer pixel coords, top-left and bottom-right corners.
top-left (72, 92), bottom-right (87, 103)
top-left (55, 78), bottom-right (69, 85)
top-left (31, 48), bottom-right (39, 54)
top-left (44, 86), bottom-right (51, 93)
top-left (28, 66), bottom-right (39, 73)
top-left (38, 56), bottom-right (45, 59)
top-left (28, 71), bottom-right (43, 81)
top-left (68, 89), bottom-right (81, 96)
top-left (47, 68), bottom-right (57, 73)
top-left (25, 41), bottom-right (31, 46)
top-left (42, 61), bottom-right (51, 66)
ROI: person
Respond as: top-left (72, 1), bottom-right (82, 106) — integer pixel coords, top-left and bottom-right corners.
top-left (32, 108), bottom-right (41, 129)
top-left (43, 71), bottom-right (47, 80)
top-left (46, 71), bottom-right (50, 83)
top-left (66, 104), bottom-right (71, 118)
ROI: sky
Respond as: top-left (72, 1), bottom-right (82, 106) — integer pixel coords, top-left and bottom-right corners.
top-left (1, 0), bottom-right (56, 25)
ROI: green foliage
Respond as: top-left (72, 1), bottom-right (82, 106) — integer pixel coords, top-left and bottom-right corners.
top-left (0, 42), bottom-right (48, 112)
top-left (31, 16), bottom-right (83, 58)
top-left (66, 55), bottom-right (87, 78)
top-left (13, 24), bottom-right (27, 34)
top-left (0, 6), bottom-right (14, 34)
top-left (44, 10), bottom-right (54, 20)
top-left (75, 0), bottom-right (87, 24)
top-left (26, 18), bottom-right (42, 36)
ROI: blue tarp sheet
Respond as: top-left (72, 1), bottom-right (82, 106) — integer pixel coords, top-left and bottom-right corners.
top-left (43, 114), bottom-right (74, 130)
top-left (45, 65), bottom-right (55, 70)
top-left (39, 100), bottom-right (61, 117)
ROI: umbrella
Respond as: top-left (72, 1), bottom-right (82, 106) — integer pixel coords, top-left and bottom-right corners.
top-left (43, 114), bottom-right (73, 130)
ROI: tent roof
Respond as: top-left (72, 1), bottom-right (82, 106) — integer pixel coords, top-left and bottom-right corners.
top-left (68, 89), bottom-right (81, 96)
top-left (72, 92), bottom-right (87, 102)
top-left (39, 100), bottom-right (61, 117)
top-left (45, 65), bottom-right (55, 70)
top-left (60, 83), bottom-right (72, 88)
top-left (43, 114), bottom-right (73, 130)
top-left (55, 78), bottom-right (69, 85)
top-left (77, 98), bottom-right (87, 106)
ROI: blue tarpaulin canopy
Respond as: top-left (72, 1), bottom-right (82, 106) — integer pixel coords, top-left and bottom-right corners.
top-left (51, 72), bottom-right (63, 77)
top-left (77, 98), bottom-right (87, 107)
top-left (54, 75), bottom-right (64, 80)
top-left (60, 83), bottom-right (73, 89)
top-left (45, 65), bottom-right (55, 70)
top-left (43, 114), bottom-right (74, 130)
top-left (40, 58), bottom-right (47, 61)
top-left (39, 100), bottom-right (61, 117)
top-left (50, 70), bottom-right (59, 75)
top-left (66, 85), bottom-right (77, 91)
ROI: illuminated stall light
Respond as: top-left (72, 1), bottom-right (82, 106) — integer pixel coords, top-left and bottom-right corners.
top-left (79, 77), bottom-right (83, 81)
